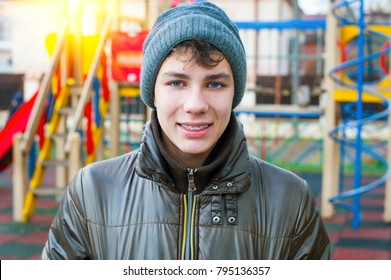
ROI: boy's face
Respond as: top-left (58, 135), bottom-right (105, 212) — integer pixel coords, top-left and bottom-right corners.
top-left (154, 49), bottom-right (234, 168)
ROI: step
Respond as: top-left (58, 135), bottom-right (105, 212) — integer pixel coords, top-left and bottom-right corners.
top-left (41, 159), bottom-right (69, 167)
top-left (69, 85), bottom-right (93, 96)
top-left (57, 107), bottom-right (75, 116)
top-left (32, 187), bottom-right (66, 197)
top-left (49, 133), bottom-right (68, 140)
top-left (68, 84), bottom-right (83, 95)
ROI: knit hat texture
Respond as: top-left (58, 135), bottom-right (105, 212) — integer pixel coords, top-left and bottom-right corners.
top-left (140, 1), bottom-right (247, 109)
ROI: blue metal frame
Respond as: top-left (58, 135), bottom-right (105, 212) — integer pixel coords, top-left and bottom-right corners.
top-left (235, 19), bottom-right (326, 31)
top-left (328, 0), bottom-right (391, 229)
top-left (233, 16), bottom-right (326, 120)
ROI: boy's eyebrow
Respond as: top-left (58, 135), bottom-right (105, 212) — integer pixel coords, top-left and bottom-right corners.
top-left (161, 72), bottom-right (190, 80)
top-left (161, 72), bottom-right (232, 81)
top-left (205, 73), bottom-right (232, 81)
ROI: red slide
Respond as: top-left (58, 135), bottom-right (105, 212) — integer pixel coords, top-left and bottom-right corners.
top-left (0, 91), bottom-right (38, 171)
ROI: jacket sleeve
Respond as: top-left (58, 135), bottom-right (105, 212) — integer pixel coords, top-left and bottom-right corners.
top-left (41, 169), bottom-right (91, 260)
top-left (290, 180), bottom-right (330, 260)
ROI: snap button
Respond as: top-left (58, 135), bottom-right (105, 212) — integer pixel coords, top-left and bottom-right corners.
top-left (212, 216), bottom-right (221, 224)
top-left (212, 185), bottom-right (219, 190)
top-left (228, 217), bottom-right (236, 224)
top-left (227, 182), bottom-right (233, 187)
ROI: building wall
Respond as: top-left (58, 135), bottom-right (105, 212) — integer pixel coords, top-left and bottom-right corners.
top-left (2, 0), bottom-right (67, 74)
top-left (0, 3), bottom-right (11, 72)
top-left (0, 0), bottom-right (67, 99)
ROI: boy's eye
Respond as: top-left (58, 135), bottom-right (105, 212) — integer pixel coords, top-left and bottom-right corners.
top-left (170, 81), bottom-right (184, 87)
top-left (208, 82), bottom-right (223, 89)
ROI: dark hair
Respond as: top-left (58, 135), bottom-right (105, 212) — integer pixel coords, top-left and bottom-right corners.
top-left (171, 39), bottom-right (225, 68)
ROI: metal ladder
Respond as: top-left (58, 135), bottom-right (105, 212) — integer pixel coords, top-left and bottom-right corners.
top-left (21, 16), bottom-right (112, 223)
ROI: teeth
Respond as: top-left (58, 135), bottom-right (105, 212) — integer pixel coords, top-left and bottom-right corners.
top-left (181, 124), bottom-right (208, 131)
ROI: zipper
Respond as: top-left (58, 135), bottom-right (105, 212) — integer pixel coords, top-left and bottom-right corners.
top-left (181, 168), bottom-right (197, 259)
top-left (187, 168), bottom-right (196, 192)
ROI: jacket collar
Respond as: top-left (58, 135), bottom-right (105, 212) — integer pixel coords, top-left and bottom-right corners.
top-left (136, 111), bottom-right (251, 195)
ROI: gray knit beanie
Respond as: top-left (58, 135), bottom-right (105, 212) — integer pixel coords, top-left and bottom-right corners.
top-left (140, 1), bottom-right (247, 109)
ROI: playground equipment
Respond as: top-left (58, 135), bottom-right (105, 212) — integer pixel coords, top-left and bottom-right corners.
top-left (233, 13), bottom-right (326, 167)
top-left (235, 17), bottom-right (326, 109)
top-left (12, 0), bottom-right (118, 222)
top-left (321, 0), bottom-right (391, 228)
top-left (0, 91), bottom-right (37, 172)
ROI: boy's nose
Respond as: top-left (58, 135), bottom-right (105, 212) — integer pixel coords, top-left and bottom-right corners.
top-left (183, 87), bottom-right (209, 114)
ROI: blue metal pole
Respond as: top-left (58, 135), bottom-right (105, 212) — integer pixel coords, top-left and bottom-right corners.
top-left (92, 77), bottom-right (101, 127)
top-left (27, 141), bottom-right (38, 179)
top-left (352, 0), bottom-right (365, 229)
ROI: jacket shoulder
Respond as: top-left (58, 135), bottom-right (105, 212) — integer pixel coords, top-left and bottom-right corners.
top-left (248, 155), bottom-right (316, 221)
top-left (67, 152), bottom-right (139, 205)
top-left (249, 155), bottom-right (308, 192)
top-left (247, 156), bottom-right (329, 254)
top-left (83, 151), bottom-right (138, 175)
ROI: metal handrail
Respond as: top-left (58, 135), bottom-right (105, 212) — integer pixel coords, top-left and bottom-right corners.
top-left (21, 20), bottom-right (69, 152)
top-left (64, 16), bottom-right (112, 152)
